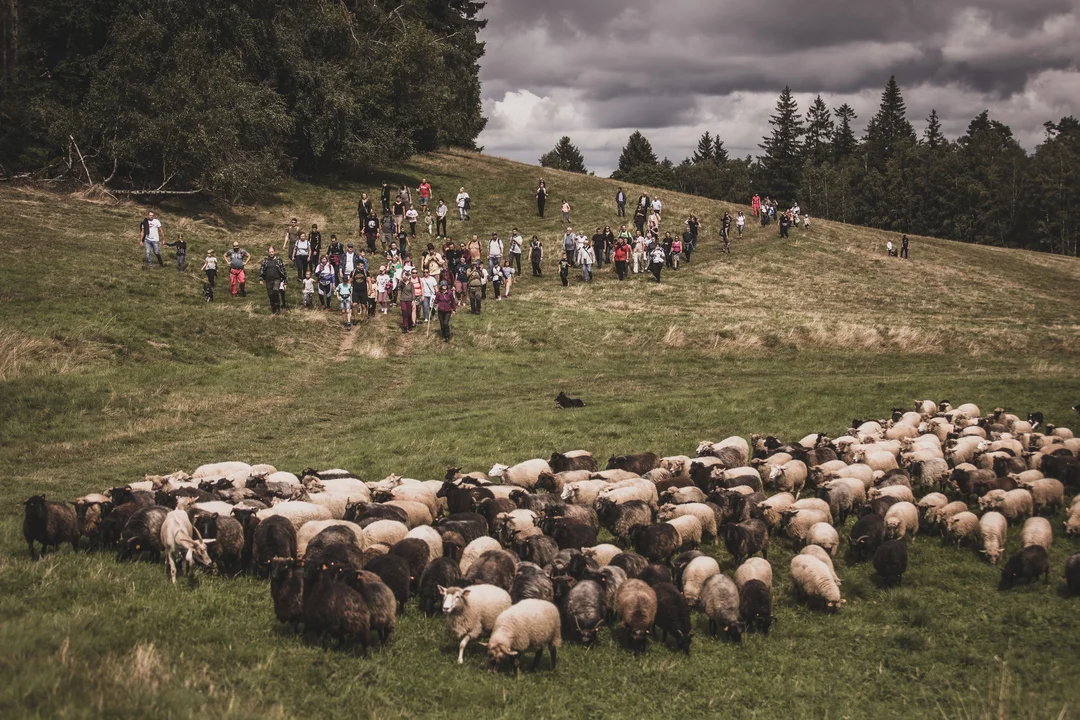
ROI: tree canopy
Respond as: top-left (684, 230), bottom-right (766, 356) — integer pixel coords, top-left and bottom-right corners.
top-left (539, 136), bottom-right (587, 174)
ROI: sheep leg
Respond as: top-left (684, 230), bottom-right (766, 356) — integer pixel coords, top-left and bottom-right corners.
top-left (531, 649), bottom-right (543, 671)
top-left (457, 635), bottom-right (471, 664)
top-left (166, 554), bottom-right (177, 584)
top-left (549, 645), bottom-right (557, 670)
top-left (27, 540), bottom-right (39, 561)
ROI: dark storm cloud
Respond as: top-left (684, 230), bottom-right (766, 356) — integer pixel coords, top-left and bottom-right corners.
top-left (478, 0), bottom-right (1080, 173)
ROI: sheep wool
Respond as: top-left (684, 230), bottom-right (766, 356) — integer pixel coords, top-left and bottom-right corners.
top-left (734, 557), bottom-right (773, 591)
top-left (681, 556), bottom-right (721, 607)
top-left (1020, 516), bottom-right (1052, 551)
top-left (806, 522), bottom-right (840, 556)
top-left (799, 545), bottom-right (841, 586)
top-left (442, 584), bottom-right (513, 664)
top-left (979, 511), bottom-right (1008, 564)
top-left (884, 501), bottom-right (919, 541)
top-left (790, 554), bottom-right (844, 610)
top-left (459, 536), bottom-right (503, 576)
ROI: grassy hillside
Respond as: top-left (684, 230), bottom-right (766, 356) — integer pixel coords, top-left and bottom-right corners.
top-left (1, 149), bottom-right (1079, 719)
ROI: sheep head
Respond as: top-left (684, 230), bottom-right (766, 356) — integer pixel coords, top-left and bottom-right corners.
top-left (488, 463), bottom-right (509, 478)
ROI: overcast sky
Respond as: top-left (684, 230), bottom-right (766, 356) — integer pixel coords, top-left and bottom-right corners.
top-left (475, 0), bottom-right (1080, 177)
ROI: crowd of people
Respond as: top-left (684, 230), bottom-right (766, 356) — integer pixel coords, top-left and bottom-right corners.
top-left (139, 178), bottom-right (911, 344)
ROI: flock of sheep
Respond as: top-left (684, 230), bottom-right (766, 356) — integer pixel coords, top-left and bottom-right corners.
top-left (21, 400), bottom-right (1080, 673)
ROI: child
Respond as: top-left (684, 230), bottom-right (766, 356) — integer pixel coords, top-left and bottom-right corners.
top-left (201, 249), bottom-right (217, 287)
top-left (671, 235), bottom-right (681, 270)
top-left (491, 264), bottom-right (502, 300)
top-left (501, 264), bottom-right (513, 298)
top-left (352, 270), bottom-right (368, 322)
top-left (336, 274), bottom-right (354, 327)
top-left (559, 252), bottom-right (569, 287)
top-left (425, 210), bottom-right (434, 236)
top-left (376, 266), bottom-right (391, 314)
top-left (302, 271), bottom-right (315, 309)
top-left (165, 233), bottom-right (187, 271)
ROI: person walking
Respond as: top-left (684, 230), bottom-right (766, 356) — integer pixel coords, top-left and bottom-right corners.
top-left (561, 199), bottom-right (571, 225)
top-left (649, 242), bottom-right (665, 283)
top-left (290, 232), bottom-right (310, 281)
top-left (376, 266), bottom-right (391, 314)
top-left (466, 260), bottom-right (485, 314)
top-left (900, 235), bottom-right (910, 259)
top-left (336, 272), bottom-right (354, 328)
top-left (405, 204), bottom-right (419, 235)
top-left (491, 262), bottom-right (502, 301)
top-left (420, 268), bottom-right (437, 322)
top-left (591, 227), bottom-right (605, 270)
top-left (284, 218), bottom-right (301, 259)
top-left (259, 246), bottom-right (288, 315)
top-left (633, 205), bottom-right (647, 236)
top-left (301, 271), bottom-right (315, 309)
top-left (632, 233), bottom-right (645, 274)
top-left (536, 180), bottom-right (547, 218)
top-left (578, 241), bottom-right (595, 282)
top-left (417, 178), bottom-right (432, 210)
top-left (562, 227), bottom-right (576, 268)
top-left (357, 192), bottom-right (372, 232)
top-left (315, 255), bottom-right (336, 311)
top-left (456, 187), bottom-right (470, 221)
top-left (487, 232), bottom-right (503, 277)
top-left (201, 249), bottom-right (218, 288)
top-left (651, 196), bottom-right (663, 218)
top-left (225, 241), bottom-right (250, 297)
top-left (435, 280), bottom-right (456, 342)
top-left (435, 199), bottom-right (448, 236)
top-left (508, 229), bottom-right (524, 275)
top-left (752, 193), bottom-right (761, 217)
top-left (139, 211), bottom-right (164, 268)
top-left (682, 225), bottom-right (694, 264)
top-left (736, 211), bottom-right (746, 237)
top-left (721, 212), bottom-right (732, 243)
top-left (779, 212), bottom-right (791, 239)
top-left (381, 182), bottom-right (392, 213)
top-left (616, 188), bottom-right (626, 217)
top-left (392, 195), bottom-right (406, 234)
top-left (559, 252), bottom-right (569, 287)
top-left (603, 226), bottom-right (615, 266)
top-left (529, 236), bottom-right (543, 277)
top-left (399, 268), bottom-right (417, 333)
top-left (164, 233), bottom-right (186, 271)
top-left (309, 224), bottom-right (323, 266)
top-left (613, 236), bottom-right (629, 280)
top-left (671, 234), bottom-right (681, 271)
top-left (342, 243), bottom-right (363, 281)
top-left (662, 232), bottom-right (674, 269)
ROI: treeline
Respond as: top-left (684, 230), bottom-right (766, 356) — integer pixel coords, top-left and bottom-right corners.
top-left (549, 77), bottom-right (1079, 256)
top-left (0, 0), bottom-right (487, 200)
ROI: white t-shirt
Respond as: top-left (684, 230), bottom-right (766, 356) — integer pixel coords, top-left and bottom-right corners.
top-left (406, 208), bottom-right (419, 223)
top-left (456, 192), bottom-right (468, 208)
top-left (145, 218), bottom-right (161, 242)
top-left (651, 200), bottom-right (662, 213)
top-left (736, 215), bottom-right (745, 227)
top-left (376, 274), bottom-right (390, 293)
top-left (421, 276), bottom-right (437, 298)
top-left (436, 203), bottom-right (448, 218)
top-left (204, 256), bottom-right (217, 270)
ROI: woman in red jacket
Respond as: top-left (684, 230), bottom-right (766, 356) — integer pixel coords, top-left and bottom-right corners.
top-left (612, 237), bottom-right (630, 281)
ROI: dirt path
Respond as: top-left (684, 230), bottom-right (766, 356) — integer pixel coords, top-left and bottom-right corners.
top-left (334, 326), bottom-right (356, 362)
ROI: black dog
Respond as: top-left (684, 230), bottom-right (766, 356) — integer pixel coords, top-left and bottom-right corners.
top-left (203, 282), bottom-right (214, 303)
top-left (555, 392), bottom-right (585, 409)
top-left (1028, 411), bottom-right (1044, 428)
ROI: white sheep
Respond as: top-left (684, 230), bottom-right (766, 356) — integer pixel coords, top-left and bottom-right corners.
top-left (381, 500), bottom-right (432, 529)
top-left (831, 463), bottom-right (875, 489)
top-left (362, 519), bottom-right (409, 549)
top-left (582, 543), bottom-right (622, 567)
top-left (495, 509), bottom-right (539, 538)
top-left (806, 522), bottom-right (840, 556)
top-left (661, 486), bottom-right (708, 505)
top-left (790, 554), bottom-right (844, 611)
top-left (406, 525), bottom-right (443, 563)
top-left (885, 424), bottom-right (920, 442)
top-left (380, 484), bottom-right (439, 518)
top-left (1019, 478), bottom-right (1065, 514)
top-left (192, 500), bottom-right (238, 517)
top-left (160, 509), bottom-right (214, 584)
top-left (598, 480), bottom-right (658, 509)
top-left (657, 503), bottom-right (718, 540)
top-left (192, 461), bottom-right (252, 479)
top-left (734, 557), bottom-right (773, 590)
top-left (460, 536), bottom-right (503, 576)
top-left (978, 511), bottom-right (1008, 564)
top-left (560, 480), bottom-right (610, 506)
top-left (946, 511), bottom-right (979, 547)
top-left (757, 493), bottom-right (796, 530)
top-left (441, 584), bottom-right (513, 664)
top-left (660, 455), bottom-right (693, 477)
top-left (263, 471), bottom-right (301, 494)
top-left (592, 469), bottom-right (639, 482)
top-left (791, 498), bottom-right (833, 523)
top-left (980, 488), bottom-right (1033, 522)
top-left (917, 492), bottom-right (948, 523)
top-left (304, 492), bottom-right (359, 520)
top-left (768, 460), bottom-right (808, 495)
top-left (489, 459), bottom-right (552, 491)
top-left (799, 545), bottom-right (841, 586)
top-left (665, 515), bottom-right (703, 548)
top-left (485, 599), bottom-right (562, 674)
top-left (296, 519), bottom-right (366, 556)
top-left (854, 450), bottom-right (899, 473)
top-left (869, 485), bottom-right (915, 504)
top-left (782, 508), bottom-right (832, 543)
top-left (1065, 496), bottom-right (1080, 536)
top-left (1021, 516), bottom-right (1052, 552)
top-left (316, 478), bottom-right (372, 502)
top-left (256, 501), bottom-right (332, 531)
top-left (916, 399), bottom-right (938, 416)
top-left (884, 501), bottom-right (919, 541)
top-left (681, 556), bottom-right (721, 607)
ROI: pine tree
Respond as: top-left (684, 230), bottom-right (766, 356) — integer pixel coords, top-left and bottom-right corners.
top-left (758, 86), bottom-right (804, 202)
top-left (924, 109), bottom-right (945, 149)
top-left (616, 131), bottom-right (659, 175)
top-left (833, 103), bottom-right (858, 159)
top-left (713, 137), bottom-right (729, 164)
top-left (864, 75), bottom-right (916, 169)
top-left (804, 95), bottom-right (835, 164)
top-left (539, 136), bottom-right (587, 173)
top-left (692, 131), bottom-right (714, 163)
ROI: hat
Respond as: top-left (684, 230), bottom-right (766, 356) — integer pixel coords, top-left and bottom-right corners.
top-left (347, 242), bottom-right (354, 247)
top-left (439, 280), bottom-right (448, 288)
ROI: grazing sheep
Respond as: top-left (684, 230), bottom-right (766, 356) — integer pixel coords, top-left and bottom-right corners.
top-left (117, 506), bottom-right (170, 562)
top-left (510, 562), bottom-right (554, 604)
top-left (720, 519), bottom-right (769, 563)
top-left (657, 503), bottom-right (718, 541)
top-left (301, 563), bottom-right (370, 654)
top-left (734, 557), bottom-right (773, 591)
top-left (818, 482), bottom-right (855, 525)
top-left (739, 579), bottom-right (773, 635)
top-left (661, 486), bottom-right (708, 505)
top-left (365, 554), bottom-right (412, 611)
top-left (160, 509), bottom-right (214, 584)
top-left (1067, 496), bottom-right (1080, 537)
top-left (296, 520), bottom-right (366, 557)
top-left (592, 469), bottom-right (640, 483)
top-left (418, 558), bottom-right (463, 616)
top-left (936, 501), bottom-right (971, 533)
top-left (390, 538), bottom-right (432, 591)
top-left (516, 535), bottom-right (560, 567)
top-left (946, 512), bottom-right (980, 548)
top-left (615, 579), bottom-right (658, 655)
top-left (1066, 553), bottom-right (1080, 595)
top-left (270, 557), bottom-right (305, 630)
top-left (700, 573), bottom-right (742, 642)
top-left (1020, 517), bottom-right (1052, 552)
top-left (978, 511), bottom-right (1008, 565)
top-left (464, 549), bottom-right (517, 592)
top-left (869, 485), bottom-right (915, 504)
top-left (404, 525), bottom-right (443, 566)
top-left (660, 455), bottom-right (694, 477)
top-left (192, 512), bottom-right (244, 576)
top-left (485, 599), bottom-right (562, 674)
top-left (800, 545), bottom-right (842, 586)
top-left (831, 463), bottom-right (875, 489)
top-left (697, 436), bottom-right (751, 465)
top-left (563, 579), bottom-right (606, 645)
top-left (609, 552), bottom-right (649, 579)
top-left (790, 554), bottom-right (844, 611)
top-left (549, 450), bottom-right (598, 474)
top-left (853, 450), bottom-right (899, 474)
top-left (999, 546), bottom-right (1050, 589)
top-left (535, 469), bottom-right (592, 494)
top-left (665, 515), bottom-right (704, 549)
top-left (561, 480), bottom-right (610, 507)
top-left (631, 524), bottom-right (680, 564)
top-left (781, 508), bottom-right (831, 543)
top-left (582, 543), bottom-right (622, 567)
top-left (251, 515), bottom-right (298, 576)
top-left (1019, 479), bottom-right (1065, 515)
top-left (257, 502), bottom-right (332, 532)
top-left (873, 540), bottom-right (908, 587)
top-left (544, 516), bottom-right (598, 550)
top-left (460, 536), bottom-right (503, 576)
top-left (916, 493), bottom-right (948, 525)
top-left (681, 556), bottom-right (721, 607)
top-left (22, 495), bottom-right (79, 560)
top-left (756, 492), bottom-right (796, 530)
top-left (848, 512), bottom-right (886, 560)
top-left (884, 502), bottom-right (919, 541)
top-left (489, 459), bottom-right (553, 491)
top-left (652, 582), bottom-right (693, 654)
top-left (806, 522), bottom-right (840, 556)
top-left (767, 460), bottom-right (808, 495)
top-left (979, 488), bottom-right (1033, 522)
top-left (362, 520), bottom-right (410, 549)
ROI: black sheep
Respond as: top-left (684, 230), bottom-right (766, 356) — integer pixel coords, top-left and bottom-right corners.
top-left (639, 563), bottom-right (672, 587)
top-left (652, 582), bottom-right (692, 655)
top-left (1066, 553), bottom-right (1080, 596)
top-left (231, 507), bottom-right (260, 572)
top-left (1041, 455), bottom-right (1080, 489)
top-left (96, 502), bottom-right (141, 550)
top-left (344, 502), bottom-right (409, 526)
top-left (108, 486), bottom-right (154, 509)
top-left (464, 549), bottom-right (517, 591)
top-left (999, 546), bottom-right (1050, 590)
top-left (516, 534), bottom-right (559, 567)
top-left (513, 491), bottom-right (564, 515)
top-left (632, 524), bottom-right (680, 564)
top-left (862, 496), bottom-right (901, 519)
top-left (555, 392), bottom-right (586, 408)
top-left (563, 578), bottom-right (606, 645)
top-left (434, 513), bottom-right (489, 544)
top-left (848, 513), bottom-right (886, 561)
top-left (510, 562), bottom-right (554, 604)
top-left (440, 531), bottom-right (466, 561)
top-left (340, 573), bottom-right (397, 644)
top-left (418, 557), bottom-right (463, 615)
top-left (193, 512), bottom-right (245, 576)
top-left (389, 538), bottom-right (431, 592)
top-left (873, 539), bottom-right (909, 587)
top-left (606, 452), bottom-right (661, 476)
top-left (738, 579), bottom-right (773, 635)
top-left (22, 494), bottom-right (79, 560)
top-left (670, 551), bottom-right (705, 587)
top-left (992, 455), bottom-right (1027, 478)
top-left (1027, 411), bottom-right (1044, 428)
top-left (719, 519), bottom-right (769, 564)
top-left (305, 526), bottom-right (362, 566)
top-left (302, 563), bottom-right (369, 654)
top-left (116, 505), bottom-right (170, 562)
top-left (595, 498), bottom-right (653, 543)
top-left (609, 552), bottom-right (649, 579)
top-left (549, 452), bottom-right (598, 474)
top-left (436, 481), bottom-right (494, 515)
top-left (365, 553), bottom-right (412, 611)
top-left (252, 515), bottom-right (297, 578)
top-left (543, 503), bottom-right (600, 532)
top-left (546, 517), bottom-right (598, 550)
top-left (549, 549), bottom-right (589, 579)
top-left (270, 557), bottom-right (305, 630)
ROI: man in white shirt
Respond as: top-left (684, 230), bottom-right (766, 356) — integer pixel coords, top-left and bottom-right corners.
top-left (487, 232), bottom-right (503, 276)
top-left (405, 205), bottom-right (419, 235)
top-left (651, 197), bottom-right (662, 216)
top-left (139, 211), bottom-right (164, 268)
top-left (420, 268), bottom-right (438, 322)
top-left (435, 200), bottom-right (448, 236)
top-left (456, 188), bottom-right (470, 220)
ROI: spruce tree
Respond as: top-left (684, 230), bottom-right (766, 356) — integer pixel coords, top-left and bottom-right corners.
top-left (758, 85), bottom-right (804, 202)
top-left (539, 136), bottom-right (587, 173)
top-left (804, 95), bottom-right (835, 164)
top-left (833, 103), bottom-right (858, 159)
top-left (713, 137), bottom-right (729, 164)
top-left (864, 75), bottom-right (916, 169)
top-left (692, 131), bottom-right (714, 163)
top-left (924, 109), bottom-right (945, 149)
top-left (616, 131), bottom-right (659, 175)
